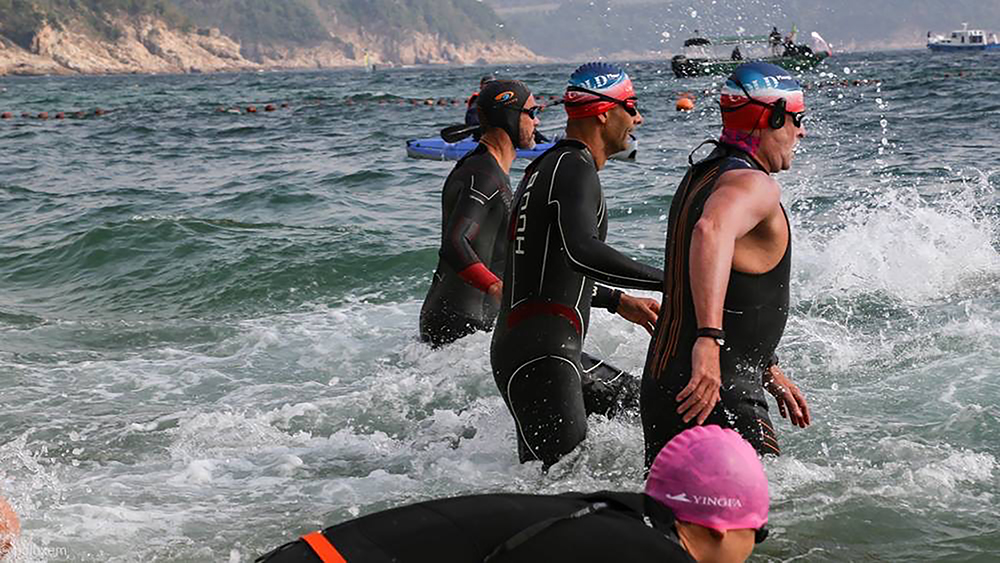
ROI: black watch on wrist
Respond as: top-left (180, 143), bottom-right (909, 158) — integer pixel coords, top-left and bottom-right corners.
top-left (696, 327), bottom-right (726, 347)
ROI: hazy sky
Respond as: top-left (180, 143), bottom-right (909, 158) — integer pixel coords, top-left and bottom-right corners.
top-left (484, 0), bottom-right (1000, 56)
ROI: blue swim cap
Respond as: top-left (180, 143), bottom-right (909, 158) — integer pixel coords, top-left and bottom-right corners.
top-left (564, 62), bottom-right (635, 119)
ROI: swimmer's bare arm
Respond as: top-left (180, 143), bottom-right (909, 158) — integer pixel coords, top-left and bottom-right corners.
top-left (677, 170), bottom-right (780, 425)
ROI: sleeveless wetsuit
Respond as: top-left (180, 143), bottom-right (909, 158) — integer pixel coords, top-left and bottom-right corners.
top-left (420, 144), bottom-right (512, 347)
top-left (256, 491), bottom-right (695, 563)
top-left (641, 142), bottom-right (790, 466)
top-left (491, 140), bottom-right (664, 466)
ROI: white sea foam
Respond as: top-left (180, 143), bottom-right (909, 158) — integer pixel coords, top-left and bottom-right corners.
top-left (793, 179), bottom-right (999, 305)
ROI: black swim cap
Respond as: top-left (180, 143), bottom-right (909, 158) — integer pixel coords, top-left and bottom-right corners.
top-left (477, 79), bottom-right (531, 148)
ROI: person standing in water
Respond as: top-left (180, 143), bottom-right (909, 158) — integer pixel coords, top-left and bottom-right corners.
top-left (491, 62), bottom-right (663, 468)
top-left (641, 62), bottom-right (811, 468)
top-left (420, 80), bottom-right (541, 347)
top-left (256, 425), bottom-right (771, 563)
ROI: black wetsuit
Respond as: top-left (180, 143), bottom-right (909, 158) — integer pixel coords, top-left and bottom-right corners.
top-left (420, 144), bottom-right (512, 347)
top-left (256, 491), bottom-right (695, 563)
top-left (491, 140), bottom-right (664, 466)
top-left (642, 142), bottom-right (790, 466)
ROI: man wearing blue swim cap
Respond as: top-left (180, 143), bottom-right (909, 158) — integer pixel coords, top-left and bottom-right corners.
top-left (491, 62), bottom-right (663, 468)
top-left (642, 62), bottom-right (812, 465)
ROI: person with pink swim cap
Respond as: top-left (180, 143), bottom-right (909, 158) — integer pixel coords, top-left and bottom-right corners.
top-left (646, 424), bottom-right (770, 562)
top-left (257, 425), bottom-right (767, 563)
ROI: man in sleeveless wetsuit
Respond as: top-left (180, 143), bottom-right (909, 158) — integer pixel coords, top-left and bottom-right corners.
top-left (642, 62), bottom-right (812, 467)
top-left (491, 63), bottom-right (663, 467)
top-left (257, 426), bottom-right (769, 563)
top-left (420, 80), bottom-right (541, 347)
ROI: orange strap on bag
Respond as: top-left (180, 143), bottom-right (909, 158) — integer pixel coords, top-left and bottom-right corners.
top-left (301, 531), bottom-right (347, 563)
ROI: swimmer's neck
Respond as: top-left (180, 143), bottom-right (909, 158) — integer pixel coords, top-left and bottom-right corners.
top-left (564, 120), bottom-right (607, 170)
top-left (479, 129), bottom-right (516, 174)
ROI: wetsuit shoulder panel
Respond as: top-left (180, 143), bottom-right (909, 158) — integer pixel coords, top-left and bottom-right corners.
top-left (546, 144), bottom-right (663, 291)
top-left (439, 148), bottom-right (511, 292)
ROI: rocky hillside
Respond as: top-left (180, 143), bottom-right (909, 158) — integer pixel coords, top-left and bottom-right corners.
top-left (0, 0), bottom-right (539, 75)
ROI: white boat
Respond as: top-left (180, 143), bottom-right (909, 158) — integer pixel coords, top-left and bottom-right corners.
top-left (927, 23), bottom-right (1000, 52)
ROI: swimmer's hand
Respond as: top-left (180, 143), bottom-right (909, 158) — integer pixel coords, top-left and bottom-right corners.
top-left (617, 294), bottom-right (659, 335)
top-left (487, 281), bottom-right (503, 302)
top-left (763, 365), bottom-right (811, 428)
top-left (678, 338), bottom-right (722, 424)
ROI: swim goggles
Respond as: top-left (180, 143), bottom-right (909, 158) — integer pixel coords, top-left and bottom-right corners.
top-left (723, 78), bottom-right (806, 128)
top-left (518, 105), bottom-right (543, 119)
top-left (565, 86), bottom-right (639, 116)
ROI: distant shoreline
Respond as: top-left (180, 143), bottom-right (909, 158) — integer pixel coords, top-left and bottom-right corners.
top-left (0, 45), bottom-right (935, 81)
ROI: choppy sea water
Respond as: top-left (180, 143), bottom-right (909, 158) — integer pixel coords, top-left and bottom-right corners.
top-left (1, 49), bottom-right (998, 562)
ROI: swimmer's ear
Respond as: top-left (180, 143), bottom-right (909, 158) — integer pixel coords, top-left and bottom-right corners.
top-left (595, 112), bottom-right (609, 125)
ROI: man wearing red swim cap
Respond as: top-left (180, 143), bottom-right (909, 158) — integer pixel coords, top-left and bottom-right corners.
top-left (642, 62), bottom-right (812, 467)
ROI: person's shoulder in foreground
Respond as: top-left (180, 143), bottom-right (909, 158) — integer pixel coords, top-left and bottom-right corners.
top-left (256, 425), bottom-right (770, 563)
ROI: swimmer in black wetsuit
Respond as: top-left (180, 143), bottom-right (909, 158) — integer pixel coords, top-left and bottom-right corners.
top-left (642, 62), bottom-right (812, 467)
top-left (420, 80), bottom-right (541, 347)
top-left (256, 426), bottom-right (770, 563)
top-left (491, 63), bottom-right (663, 467)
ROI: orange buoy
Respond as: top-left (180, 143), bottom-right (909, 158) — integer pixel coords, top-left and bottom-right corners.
top-left (264, 104), bottom-right (276, 112)
top-left (94, 108), bottom-right (106, 116)
top-left (20, 112), bottom-right (30, 119)
top-left (0, 495), bottom-right (19, 559)
top-left (38, 112), bottom-right (49, 119)
top-left (75, 111), bottom-right (85, 118)
top-left (280, 102), bottom-right (289, 108)
top-left (55, 112), bottom-right (65, 119)
top-left (246, 105), bottom-right (257, 113)
top-left (0, 112), bottom-right (11, 119)
top-left (675, 96), bottom-right (695, 112)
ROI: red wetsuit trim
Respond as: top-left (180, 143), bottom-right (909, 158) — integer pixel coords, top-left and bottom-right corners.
top-left (458, 262), bottom-right (500, 292)
top-left (507, 301), bottom-right (582, 335)
top-left (301, 531), bottom-right (347, 563)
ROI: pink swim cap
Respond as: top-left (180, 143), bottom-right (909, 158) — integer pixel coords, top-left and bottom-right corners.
top-left (645, 425), bottom-right (769, 532)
